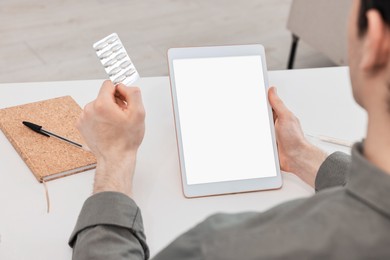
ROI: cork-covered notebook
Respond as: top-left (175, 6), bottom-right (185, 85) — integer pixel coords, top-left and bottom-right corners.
top-left (0, 96), bottom-right (96, 182)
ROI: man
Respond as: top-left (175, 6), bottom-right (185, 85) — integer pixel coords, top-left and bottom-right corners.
top-left (69, 0), bottom-right (390, 259)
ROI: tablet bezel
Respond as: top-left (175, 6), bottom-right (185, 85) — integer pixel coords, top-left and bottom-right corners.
top-left (168, 45), bottom-right (282, 198)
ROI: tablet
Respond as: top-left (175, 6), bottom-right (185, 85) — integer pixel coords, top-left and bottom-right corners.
top-left (168, 45), bottom-right (282, 198)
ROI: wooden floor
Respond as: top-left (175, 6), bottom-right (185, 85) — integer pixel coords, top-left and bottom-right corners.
top-left (0, 0), bottom-right (334, 83)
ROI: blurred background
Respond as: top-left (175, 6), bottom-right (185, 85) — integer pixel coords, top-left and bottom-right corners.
top-left (0, 0), bottom-right (337, 83)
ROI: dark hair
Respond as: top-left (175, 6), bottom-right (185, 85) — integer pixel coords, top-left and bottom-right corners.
top-left (358, 0), bottom-right (390, 36)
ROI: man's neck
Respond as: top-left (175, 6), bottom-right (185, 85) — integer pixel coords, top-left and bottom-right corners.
top-left (364, 110), bottom-right (390, 175)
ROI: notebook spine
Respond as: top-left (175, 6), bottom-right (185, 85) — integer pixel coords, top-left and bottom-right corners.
top-left (0, 120), bottom-right (42, 182)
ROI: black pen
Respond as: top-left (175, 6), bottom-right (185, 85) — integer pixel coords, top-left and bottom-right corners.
top-left (22, 121), bottom-right (89, 151)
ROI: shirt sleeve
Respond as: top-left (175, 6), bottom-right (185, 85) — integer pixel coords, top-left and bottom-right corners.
top-left (69, 191), bottom-right (150, 260)
top-left (315, 151), bottom-right (351, 192)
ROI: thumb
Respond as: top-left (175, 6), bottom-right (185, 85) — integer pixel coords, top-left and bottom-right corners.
top-left (268, 87), bottom-right (291, 117)
top-left (98, 80), bottom-right (116, 100)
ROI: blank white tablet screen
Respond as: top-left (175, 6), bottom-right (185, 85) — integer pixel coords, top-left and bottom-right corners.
top-left (173, 56), bottom-right (277, 185)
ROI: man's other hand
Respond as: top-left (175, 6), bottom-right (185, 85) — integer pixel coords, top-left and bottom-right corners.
top-left (268, 87), bottom-right (327, 187)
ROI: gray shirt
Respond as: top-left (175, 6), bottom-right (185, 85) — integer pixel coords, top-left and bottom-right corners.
top-left (69, 143), bottom-right (390, 259)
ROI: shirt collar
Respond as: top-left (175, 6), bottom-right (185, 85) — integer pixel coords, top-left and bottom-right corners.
top-left (346, 142), bottom-right (390, 218)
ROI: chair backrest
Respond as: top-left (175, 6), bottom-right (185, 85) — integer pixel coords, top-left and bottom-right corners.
top-left (287, 0), bottom-right (352, 65)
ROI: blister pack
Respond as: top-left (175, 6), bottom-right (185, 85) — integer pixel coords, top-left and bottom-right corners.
top-left (93, 33), bottom-right (139, 86)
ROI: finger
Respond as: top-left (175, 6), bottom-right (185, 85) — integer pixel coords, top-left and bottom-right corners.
top-left (116, 84), bottom-right (144, 109)
top-left (114, 86), bottom-right (128, 105)
top-left (83, 101), bottom-right (94, 115)
top-left (272, 108), bottom-right (277, 123)
top-left (95, 81), bottom-right (123, 113)
top-left (115, 96), bottom-right (127, 110)
top-left (76, 108), bottom-right (88, 134)
top-left (268, 87), bottom-right (291, 117)
top-left (97, 80), bottom-right (116, 101)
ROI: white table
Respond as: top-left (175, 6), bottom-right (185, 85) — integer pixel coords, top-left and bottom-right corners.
top-left (0, 67), bottom-right (366, 259)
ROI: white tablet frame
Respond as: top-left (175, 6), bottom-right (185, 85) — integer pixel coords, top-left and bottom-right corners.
top-left (168, 45), bottom-right (282, 198)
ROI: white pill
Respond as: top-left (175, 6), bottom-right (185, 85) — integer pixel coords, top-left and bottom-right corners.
top-left (125, 69), bottom-right (136, 77)
top-left (115, 53), bottom-right (126, 61)
top-left (109, 67), bottom-right (122, 76)
top-left (95, 41), bottom-right (108, 50)
top-left (111, 44), bottom-right (122, 52)
top-left (113, 75), bottom-right (126, 84)
top-left (100, 50), bottom-right (113, 59)
top-left (120, 60), bottom-right (131, 69)
top-left (107, 35), bottom-right (118, 44)
top-left (103, 58), bottom-right (117, 67)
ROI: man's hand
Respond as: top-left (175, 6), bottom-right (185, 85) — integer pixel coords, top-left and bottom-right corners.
top-left (77, 80), bottom-right (146, 197)
top-left (268, 87), bottom-right (327, 187)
